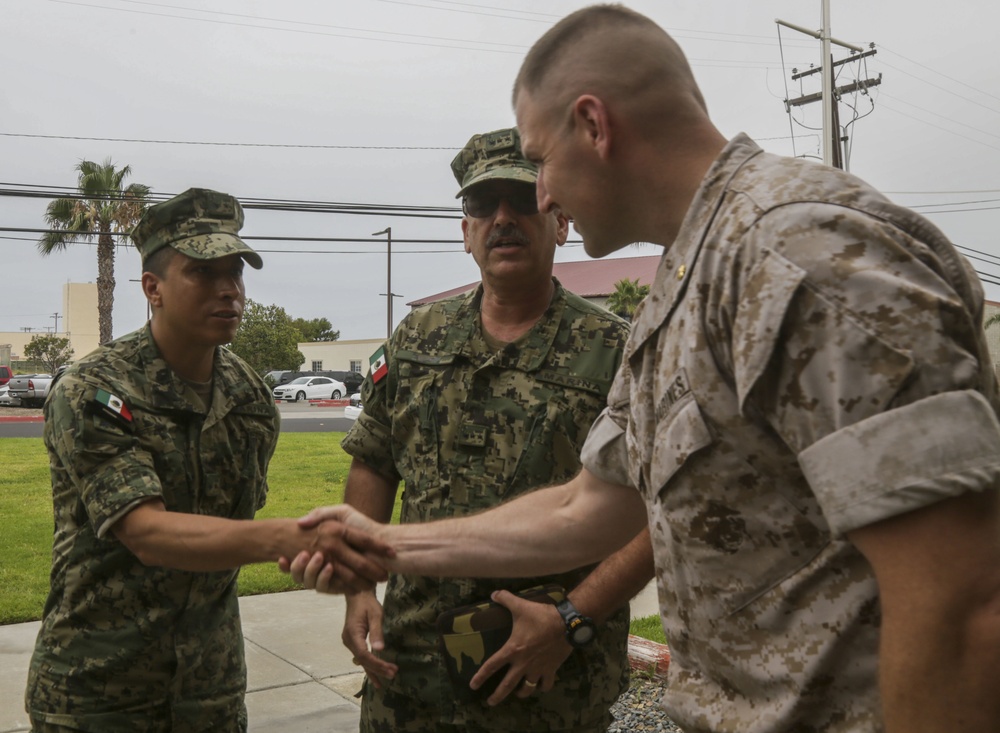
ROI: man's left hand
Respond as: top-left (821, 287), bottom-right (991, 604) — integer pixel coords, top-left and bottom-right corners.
top-left (470, 589), bottom-right (572, 706)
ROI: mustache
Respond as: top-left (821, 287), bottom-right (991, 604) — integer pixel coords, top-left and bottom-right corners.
top-left (486, 226), bottom-right (530, 248)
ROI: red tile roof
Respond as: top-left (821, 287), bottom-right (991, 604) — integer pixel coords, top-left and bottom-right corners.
top-left (407, 255), bottom-right (661, 306)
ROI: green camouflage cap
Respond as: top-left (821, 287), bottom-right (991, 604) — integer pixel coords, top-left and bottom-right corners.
top-left (131, 187), bottom-right (263, 269)
top-left (451, 127), bottom-right (537, 197)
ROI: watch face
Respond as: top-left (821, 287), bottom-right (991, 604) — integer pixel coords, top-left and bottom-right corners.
top-left (572, 624), bottom-right (596, 645)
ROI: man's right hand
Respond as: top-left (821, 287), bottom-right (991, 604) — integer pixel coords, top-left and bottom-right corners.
top-left (342, 591), bottom-right (399, 689)
top-left (278, 505), bottom-right (394, 593)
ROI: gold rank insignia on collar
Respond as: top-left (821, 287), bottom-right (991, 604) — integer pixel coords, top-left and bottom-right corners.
top-left (677, 264), bottom-right (686, 280)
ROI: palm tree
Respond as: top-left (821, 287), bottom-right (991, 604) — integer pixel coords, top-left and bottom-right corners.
top-left (986, 313), bottom-right (1000, 331)
top-left (605, 277), bottom-right (650, 321)
top-left (38, 159), bottom-right (151, 344)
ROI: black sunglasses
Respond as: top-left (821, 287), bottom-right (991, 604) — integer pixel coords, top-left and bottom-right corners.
top-left (462, 189), bottom-right (539, 218)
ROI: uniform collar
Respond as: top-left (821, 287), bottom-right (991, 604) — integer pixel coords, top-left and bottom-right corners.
top-left (450, 278), bottom-right (567, 372)
top-left (137, 323), bottom-right (258, 420)
top-left (628, 133), bottom-right (763, 356)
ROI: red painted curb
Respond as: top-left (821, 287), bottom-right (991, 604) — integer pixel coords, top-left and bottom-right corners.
top-left (0, 415), bottom-right (44, 423)
top-left (627, 634), bottom-right (670, 680)
top-left (310, 399), bottom-right (350, 407)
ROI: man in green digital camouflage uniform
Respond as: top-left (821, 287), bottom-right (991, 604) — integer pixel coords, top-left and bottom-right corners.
top-left (25, 188), bottom-right (389, 733)
top-left (308, 128), bottom-right (655, 733)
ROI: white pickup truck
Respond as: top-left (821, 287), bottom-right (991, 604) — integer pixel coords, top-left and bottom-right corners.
top-left (5, 373), bottom-right (53, 408)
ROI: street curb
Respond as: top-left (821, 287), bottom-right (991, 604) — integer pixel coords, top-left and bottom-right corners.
top-left (0, 415), bottom-right (43, 423)
top-left (627, 634), bottom-right (670, 681)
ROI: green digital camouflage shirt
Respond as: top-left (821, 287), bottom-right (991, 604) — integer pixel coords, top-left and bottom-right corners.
top-left (26, 324), bottom-right (278, 733)
top-left (342, 280), bottom-right (631, 731)
top-left (582, 134), bottom-right (1000, 733)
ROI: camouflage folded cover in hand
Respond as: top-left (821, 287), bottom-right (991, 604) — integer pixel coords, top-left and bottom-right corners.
top-left (436, 584), bottom-right (566, 700)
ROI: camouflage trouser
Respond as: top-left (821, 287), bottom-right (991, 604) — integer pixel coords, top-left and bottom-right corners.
top-left (30, 719), bottom-right (83, 733)
top-left (359, 679), bottom-right (611, 733)
top-left (29, 712), bottom-right (247, 733)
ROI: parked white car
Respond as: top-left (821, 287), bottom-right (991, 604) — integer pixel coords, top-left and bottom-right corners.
top-left (344, 392), bottom-right (363, 420)
top-left (272, 376), bottom-right (346, 402)
top-left (0, 385), bottom-right (21, 406)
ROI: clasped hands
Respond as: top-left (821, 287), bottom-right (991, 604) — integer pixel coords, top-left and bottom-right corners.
top-left (282, 505), bottom-right (394, 594)
top-left (279, 505), bottom-right (574, 706)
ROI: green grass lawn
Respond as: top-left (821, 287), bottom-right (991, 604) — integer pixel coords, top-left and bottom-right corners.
top-left (0, 432), bottom-right (666, 645)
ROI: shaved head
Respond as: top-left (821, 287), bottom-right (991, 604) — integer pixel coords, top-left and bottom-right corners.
top-left (513, 4), bottom-right (707, 136)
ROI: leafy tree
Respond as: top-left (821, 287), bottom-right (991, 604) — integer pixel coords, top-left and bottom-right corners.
top-left (986, 313), bottom-right (1000, 331)
top-left (605, 277), bottom-right (651, 320)
top-left (24, 334), bottom-right (74, 373)
top-left (290, 316), bottom-right (340, 342)
top-left (228, 299), bottom-right (305, 374)
top-left (39, 159), bottom-right (151, 345)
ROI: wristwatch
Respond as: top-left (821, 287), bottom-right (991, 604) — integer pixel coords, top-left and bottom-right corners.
top-left (556, 598), bottom-right (597, 648)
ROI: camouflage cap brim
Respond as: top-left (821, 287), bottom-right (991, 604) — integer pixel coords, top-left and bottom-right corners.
top-left (455, 166), bottom-right (538, 198)
top-left (170, 232), bottom-right (263, 269)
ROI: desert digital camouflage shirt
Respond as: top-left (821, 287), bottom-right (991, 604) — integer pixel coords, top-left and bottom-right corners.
top-left (26, 324), bottom-right (278, 733)
top-left (342, 280), bottom-right (631, 730)
top-left (581, 134), bottom-right (1000, 733)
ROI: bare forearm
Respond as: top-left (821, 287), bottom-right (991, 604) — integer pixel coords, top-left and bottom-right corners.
top-left (568, 526), bottom-right (655, 623)
top-left (849, 491), bottom-right (1000, 731)
top-left (877, 602), bottom-right (1000, 731)
top-left (380, 470), bottom-right (647, 578)
top-left (114, 502), bottom-right (316, 571)
top-left (344, 457), bottom-right (399, 523)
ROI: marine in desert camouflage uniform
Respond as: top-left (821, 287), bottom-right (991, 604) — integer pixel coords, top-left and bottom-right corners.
top-left (296, 7), bottom-right (1000, 733)
top-left (297, 128), bottom-right (655, 733)
top-left (25, 188), bottom-right (389, 733)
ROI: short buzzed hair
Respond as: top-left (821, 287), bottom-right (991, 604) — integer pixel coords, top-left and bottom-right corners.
top-left (512, 4), bottom-right (707, 124)
top-left (513, 4), bottom-right (653, 104)
top-left (143, 244), bottom-right (177, 278)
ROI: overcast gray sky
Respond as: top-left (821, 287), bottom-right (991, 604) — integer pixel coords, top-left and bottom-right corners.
top-left (2, 0), bottom-right (998, 341)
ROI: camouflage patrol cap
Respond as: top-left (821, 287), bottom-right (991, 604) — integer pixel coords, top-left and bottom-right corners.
top-left (451, 127), bottom-right (537, 197)
top-left (131, 187), bottom-right (263, 269)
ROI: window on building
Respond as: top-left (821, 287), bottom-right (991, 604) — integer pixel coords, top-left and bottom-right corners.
top-left (350, 360), bottom-right (362, 373)
top-left (311, 360), bottom-right (323, 371)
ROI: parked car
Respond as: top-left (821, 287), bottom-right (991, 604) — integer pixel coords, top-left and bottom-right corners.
top-left (344, 392), bottom-right (363, 420)
top-left (5, 373), bottom-right (53, 408)
top-left (0, 365), bottom-right (13, 386)
top-left (325, 370), bottom-right (365, 394)
top-left (0, 384), bottom-right (21, 406)
top-left (272, 375), bottom-right (346, 402)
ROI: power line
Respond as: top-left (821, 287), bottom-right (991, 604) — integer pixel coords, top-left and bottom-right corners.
top-left (878, 46), bottom-right (1000, 108)
top-left (0, 132), bottom-right (458, 150)
top-left (48, 0), bottom-right (528, 55)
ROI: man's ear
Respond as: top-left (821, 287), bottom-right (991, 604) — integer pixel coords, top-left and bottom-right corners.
top-left (141, 272), bottom-right (162, 309)
top-left (461, 217), bottom-right (473, 254)
top-left (554, 210), bottom-right (570, 246)
top-left (572, 94), bottom-right (612, 160)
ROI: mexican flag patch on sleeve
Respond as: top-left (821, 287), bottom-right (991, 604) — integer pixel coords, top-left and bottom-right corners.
top-left (369, 346), bottom-right (388, 384)
top-left (94, 388), bottom-right (134, 423)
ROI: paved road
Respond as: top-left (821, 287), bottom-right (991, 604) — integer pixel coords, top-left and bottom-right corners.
top-left (0, 402), bottom-right (355, 439)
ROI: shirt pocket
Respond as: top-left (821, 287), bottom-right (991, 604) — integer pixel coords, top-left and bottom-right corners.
top-left (647, 394), bottom-right (825, 624)
top-left (393, 351), bottom-right (451, 510)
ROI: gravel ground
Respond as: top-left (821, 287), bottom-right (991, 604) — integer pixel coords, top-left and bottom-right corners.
top-left (609, 675), bottom-right (683, 732)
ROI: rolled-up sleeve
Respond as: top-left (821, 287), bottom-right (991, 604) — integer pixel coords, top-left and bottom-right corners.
top-left (581, 361), bottom-right (634, 488)
top-left (799, 390), bottom-right (1000, 535)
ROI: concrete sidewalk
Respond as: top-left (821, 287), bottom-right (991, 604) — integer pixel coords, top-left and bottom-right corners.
top-left (1, 584), bottom-right (660, 732)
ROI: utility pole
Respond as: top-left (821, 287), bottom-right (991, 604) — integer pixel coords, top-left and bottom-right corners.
top-left (51, 312), bottom-right (60, 334)
top-left (372, 227), bottom-right (401, 339)
top-left (777, 1), bottom-right (877, 169)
